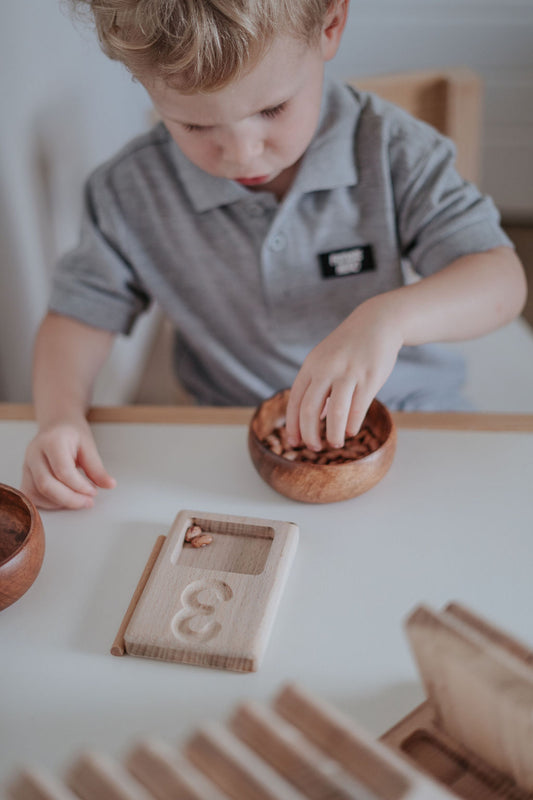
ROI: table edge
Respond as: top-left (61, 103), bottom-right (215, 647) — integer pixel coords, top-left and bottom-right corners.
top-left (1, 404), bottom-right (533, 431)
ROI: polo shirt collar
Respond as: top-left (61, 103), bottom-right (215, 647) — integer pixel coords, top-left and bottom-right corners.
top-left (170, 75), bottom-right (360, 213)
top-left (291, 75), bottom-right (359, 196)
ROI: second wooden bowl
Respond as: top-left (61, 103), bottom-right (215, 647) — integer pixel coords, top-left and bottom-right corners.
top-left (0, 483), bottom-right (45, 611)
top-left (248, 389), bottom-right (396, 503)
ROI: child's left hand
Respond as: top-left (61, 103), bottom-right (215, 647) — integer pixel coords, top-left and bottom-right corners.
top-left (285, 295), bottom-right (403, 451)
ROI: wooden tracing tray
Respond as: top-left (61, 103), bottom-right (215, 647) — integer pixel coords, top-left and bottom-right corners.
top-left (111, 510), bottom-right (299, 672)
top-left (381, 602), bottom-right (533, 800)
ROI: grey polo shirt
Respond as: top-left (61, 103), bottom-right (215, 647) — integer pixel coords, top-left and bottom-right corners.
top-left (50, 76), bottom-right (512, 408)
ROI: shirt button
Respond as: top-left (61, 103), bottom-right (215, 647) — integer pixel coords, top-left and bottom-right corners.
top-left (248, 204), bottom-right (263, 217)
top-left (269, 232), bottom-right (287, 252)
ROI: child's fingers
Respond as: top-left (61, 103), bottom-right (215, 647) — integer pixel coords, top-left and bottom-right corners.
top-left (285, 376), bottom-right (309, 446)
top-left (77, 441), bottom-right (116, 490)
top-left (294, 382), bottom-right (331, 452)
top-left (46, 446), bottom-right (98, 497)
top-left (324, 377), bottom-right (356, 448)
top-left (22, 460), bottom-right (94, 510)
top-left (345, 385), bottom-right (375, 438)
top-left (22, 474), bottom-right (88, 511)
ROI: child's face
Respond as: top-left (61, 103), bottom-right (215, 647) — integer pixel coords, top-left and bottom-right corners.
top-left (143, 30), bottom-right (341, 198)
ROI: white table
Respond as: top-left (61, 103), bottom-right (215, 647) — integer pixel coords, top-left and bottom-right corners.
top-left (1, 406), bottom-right (532, 790)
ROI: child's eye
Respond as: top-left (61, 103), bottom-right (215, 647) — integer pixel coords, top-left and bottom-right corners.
top-left (260, 102), bottom-right (287, 120)
top-left (182, 123), bottom-right (211, 133)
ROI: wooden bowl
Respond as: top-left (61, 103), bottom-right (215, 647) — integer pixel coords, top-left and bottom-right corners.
top-left (248, 389), bottom-right (397, 503)
top-left (0, 483), bottom-right (45, 611)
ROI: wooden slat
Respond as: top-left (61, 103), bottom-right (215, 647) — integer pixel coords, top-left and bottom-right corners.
top-left (230, 700), bottom-right (377, 799)
top-left (66, 753), bottom-right (152, 800)
top-left (444, 602), bottom-right (533, 668)
top-left (184, 724), bottom-right (307, 800)
top-left (2, 403), bottom-right (532, 431)
top-left (7, 768), bottom-right (78, 800)
top-left (125, 739), bottom-right (228, 800)
top-left (274, 684), bottom-right (454, 800)
top-left (110, 535), bottom-right (166, 657)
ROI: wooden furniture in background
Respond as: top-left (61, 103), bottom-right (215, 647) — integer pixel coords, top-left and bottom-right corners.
top-left (351, 67), bottom-right (482, 184)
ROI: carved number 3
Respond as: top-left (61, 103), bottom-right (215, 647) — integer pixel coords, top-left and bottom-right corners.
top-left (171, 579), bottom-right (233, 643)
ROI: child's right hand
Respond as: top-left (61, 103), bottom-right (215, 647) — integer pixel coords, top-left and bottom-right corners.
top-left (22, 418), bottom-right (116, 510)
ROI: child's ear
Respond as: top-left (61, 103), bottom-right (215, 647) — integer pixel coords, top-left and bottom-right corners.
top-left (320, 0), bottom-right (350, 61)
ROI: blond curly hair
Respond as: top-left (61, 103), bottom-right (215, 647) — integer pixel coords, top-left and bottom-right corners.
top-left (67, 0), bottom-right (335, 91)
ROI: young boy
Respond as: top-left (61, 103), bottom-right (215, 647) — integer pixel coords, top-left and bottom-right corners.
top-left (22, 0), bottom-right (526, 510)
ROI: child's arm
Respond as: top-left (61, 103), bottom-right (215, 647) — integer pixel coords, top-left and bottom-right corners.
top-left (286, 246), bottom-right (527, 451)
top-left (22, 313), bottom-right (117, 510)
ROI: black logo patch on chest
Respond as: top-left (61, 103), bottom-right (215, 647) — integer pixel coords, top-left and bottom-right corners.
top-left (319, 245), bottom-right (375, 279)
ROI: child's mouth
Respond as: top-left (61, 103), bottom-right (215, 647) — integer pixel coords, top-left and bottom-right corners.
top-left (234, 175), bottom-right (270, 186)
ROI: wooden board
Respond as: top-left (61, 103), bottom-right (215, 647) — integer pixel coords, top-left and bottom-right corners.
top-left (271, 684), bottom-right (454, 800)
top-left (119, 510), bottom-right (299, 672)
top-left (394, 603), bottom-right (533, 796)
top-left (7, 769), bottom-right (79, 800)
top-left (381, 701), bottom-right (533, 800)
top-left (125, 739), bottom-right (228, 800)
top-left (7, 683), bottom-right (458, 800)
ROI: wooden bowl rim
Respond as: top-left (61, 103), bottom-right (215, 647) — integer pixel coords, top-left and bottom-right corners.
top-left (0, 483), bottom-right (40, 568)
top-left (249, 391), bottom-right (395, 471)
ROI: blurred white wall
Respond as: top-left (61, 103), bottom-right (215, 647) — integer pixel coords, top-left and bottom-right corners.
top-left (0, 0), bottom-right (154, 403)
top-left (1, 0), bottom-right (532, 402)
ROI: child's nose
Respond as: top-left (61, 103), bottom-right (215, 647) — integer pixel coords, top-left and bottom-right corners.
top-left (219, 126), bottom-right (263, 168)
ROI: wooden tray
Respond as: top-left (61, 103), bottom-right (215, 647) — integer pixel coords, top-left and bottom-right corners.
top-left (111, 510), bottom-right (299, 672)
top-left (381, 602), bottom-right (533, 800)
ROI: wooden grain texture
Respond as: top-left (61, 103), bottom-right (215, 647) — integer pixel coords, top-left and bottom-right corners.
top-left (125, 739), bottom-right (227, 800)
top-left (110, 535), bottom-right (166, 656)
top-left (184, 723), bottom-right (307, 800)
top-left (351, 68), bottom-right (482, 183)
top-left (381, 701), bottom-right (533, 800)
top-left (230, 700), bottom-right (377, 799)
top-left (122, 510), bottom-right (298, 671)
top-left (0, 483), bottom-right (45, 611)
top-left (2, 403), bottom-right (533, 431)
top-left (273, 684), bottom-right (455, 800)
top-left (406, 604), bottom-right (533, 792)
top-left (248, 391), bottom-right (397, 503)
top-left (444, 602), bottom-right (533, 668)
top-left (11, 675), bottom-right (528, 800)
top-left (7, 768), bottom-right (78, 800)
top-left (66, 752), bottom-right (153, 800)
top-left (8, 603), bottom-right (533, 800)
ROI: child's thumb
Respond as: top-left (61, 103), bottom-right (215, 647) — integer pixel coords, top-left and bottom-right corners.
top-left (78, 442), bottom-right (117, 489)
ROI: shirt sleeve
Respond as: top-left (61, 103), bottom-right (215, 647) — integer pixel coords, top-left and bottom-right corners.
top-left (388, 115), bottom-right (513, 277)
top-left (49, 170), bottom-right (151, 335)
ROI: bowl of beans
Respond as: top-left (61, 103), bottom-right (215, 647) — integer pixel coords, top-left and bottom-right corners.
top-left (248, 389), bottom-right (396, 503)
top-left (0, 483), bottom-right (45, 611)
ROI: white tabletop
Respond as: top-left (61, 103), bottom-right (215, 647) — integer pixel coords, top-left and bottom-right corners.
top-left (1, 413), bottom-right (533, 788)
